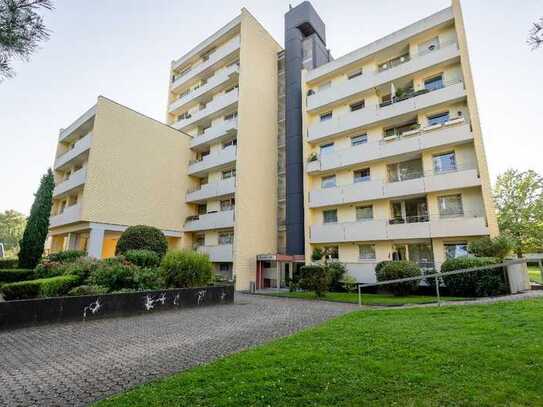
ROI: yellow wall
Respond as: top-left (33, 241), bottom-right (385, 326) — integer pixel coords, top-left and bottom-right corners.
top-left (233, 10), bottom-right (281, 290)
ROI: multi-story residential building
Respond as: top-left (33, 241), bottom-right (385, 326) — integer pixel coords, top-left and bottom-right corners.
top-left (301, 0), bottom-right (498, 282)
top-left (47, 0), bottom-right (497, 289)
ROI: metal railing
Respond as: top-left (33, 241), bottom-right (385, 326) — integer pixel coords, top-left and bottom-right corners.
top-left (378, 79), bottom-right (463, 109)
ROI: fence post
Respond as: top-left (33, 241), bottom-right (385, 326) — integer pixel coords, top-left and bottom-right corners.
top-left (435, 275), bottom-right (441, 307)
top-left (358, 284), bottom-right (362, 307)
top-left (539, 260), bottom-right (543, 284)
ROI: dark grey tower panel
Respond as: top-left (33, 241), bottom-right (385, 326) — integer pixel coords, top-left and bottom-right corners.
top-left (284, 1), bottom-right (329, 256)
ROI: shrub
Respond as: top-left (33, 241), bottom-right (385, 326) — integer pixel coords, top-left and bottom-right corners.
top-left (1, 275), bottom-right (80, 300)
top-left (0, 269), bottom-right (34, 284)
top-left (34, 260), bottom-right (64, 278)
top-left (86, 257), bottom-right (139, 292)
top-left (375, 261), bottom-right (393, 274)
top-left (376, 261), bottom-right (421, 296)
top-left (298, 265), bottom-right (329, 297)
top-left (115, 225), bottom-right (168, 258)
top-left (441, 257), bottom-right (507, 297)
top-left (311, 248), bottom-right (323, 262)
top-left (47, 250), bottom-right (86, 263)
top-left (326, 262), bottom-right (346, 291)
top-left (468, 236), bottom-right (513, 260)
top-left (124, 249), bottom-right (161, 268)
top-left (67, 285), bottom-right (109, 296)
top-left (341, 275), bottom-right (358, 293)
top-left (0, 258), bottom-right (18, 269)
top-left (61, 257), bottom-right (98, 281)
top-left (160, 250), bottom-right (213, 288)
top-left (133, 267), bottom-right (164, 290)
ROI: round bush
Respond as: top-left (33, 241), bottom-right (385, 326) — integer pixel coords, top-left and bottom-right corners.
top-left (115, 225), bottom-right (168, 258)
top-left (160, 250), bottom-right (213, 288)
top-left (375, 261), bottom-right (393, 274)
top-left (441, 256), bottom-right (507, 297)
top-left (124, 249), bottom-right (161, 268)
top-left (376, 261), bottom-right (421, 296)
top-left (298, 265), bottom-right (330, 297)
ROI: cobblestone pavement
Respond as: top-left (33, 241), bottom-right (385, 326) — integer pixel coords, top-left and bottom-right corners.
top-left (0, 293), bottom-right (356, 407)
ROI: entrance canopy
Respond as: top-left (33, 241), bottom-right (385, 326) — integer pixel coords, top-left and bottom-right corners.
top-left (255, 254), bottom-right (305, 290)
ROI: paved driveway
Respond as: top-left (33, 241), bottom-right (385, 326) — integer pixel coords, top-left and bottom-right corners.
top-left (0, 294), bottom-right (356, 406)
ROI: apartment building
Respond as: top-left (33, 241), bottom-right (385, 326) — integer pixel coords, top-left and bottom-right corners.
top-left (301, 0), bottom-right (498, 282)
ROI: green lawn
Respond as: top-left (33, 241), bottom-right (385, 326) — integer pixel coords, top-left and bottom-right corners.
top-left (529, 265), bottom-right (542, 283)
top-left (96, 299), bottom-right (543, 407)
top-left (259, 290), bottom-right (467, 305)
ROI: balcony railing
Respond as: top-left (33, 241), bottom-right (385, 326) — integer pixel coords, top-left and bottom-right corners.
top-left (195, 244), bottom-right (234, 262)
top-left (188, 145), bottom-right (237, 176)
top-left (54, 133), bottom-right (92, 169)
top-left (53, 167), bottom-right (87, 197)
top-left (378, 53), bottom-right (410, 72)
top-left (190, 118), bottom-right (238, 149)
top-left (49, 203), bottom-right (82, 228)
top-left (186, 177), bottom-right (236, 202)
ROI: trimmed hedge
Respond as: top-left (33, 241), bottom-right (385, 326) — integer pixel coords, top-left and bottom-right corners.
top-left (67, 285), bottom-right (109, 296)
top-left (160, 250), bottom-right (213, 288)
top-left (47, 250), bottom-right (86, 263)
top-left (1, 275), bottom-right (80, 300)
top-left (0, 269), bottom-right (35, 284)
top-left (376, 261), bottom-right (421, 296)
top-left (0, 258), bottom-right (18, 269)
top-left (441, 257), bottom-right (508, 297)
top-left (115, 225), bottom-right (168, 258)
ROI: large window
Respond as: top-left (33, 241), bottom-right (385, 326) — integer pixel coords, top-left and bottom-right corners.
top-left (445, 243), bottom-right (469, 259)
top-left (438, 194), bottom-right (464, 218)
top-left (427, 112), bottom-right (450, 126)
top-left (218, 231), bottom-right (234, 245)
top-left (350, 100), bottom-right (365, 112)
top-left (220, 198), bottom-right (235, 211)
top-left (351, 134), bottom-right (368, 147)
top-left (356, 205), bottom-right (373, 221)
top-left (320, 142), bottom-right (335, 157)
top-left (321, 175), bottom-right (336, 189)
top-left (359, 244), bottom-right (376, 260)
top-left (387, 159), bottom-right (423, 182)
top-left (354, 168), bottom-right (370, 183)
top-left (323, 209), bottom-right (338, 224)
top-left (433, 152), bottom-right (457, 174)
top-left (222, 169), bottom-right (236, 179)
top-left (222, 138), bottom-right (237, 149)
top-left (320, 111), bottom-right (333, 121)
top-left (424, 75), bottom-right (444, 91)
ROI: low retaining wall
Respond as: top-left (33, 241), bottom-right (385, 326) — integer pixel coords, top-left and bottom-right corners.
top-left (0, 285), bottom-right (234, 330)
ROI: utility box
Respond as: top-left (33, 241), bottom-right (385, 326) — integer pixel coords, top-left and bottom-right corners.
top-left (506, 263), bottom-right (530, 293)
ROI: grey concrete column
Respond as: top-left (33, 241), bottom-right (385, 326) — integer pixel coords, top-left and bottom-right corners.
top-left (87, 228), bottom-right (105, 259)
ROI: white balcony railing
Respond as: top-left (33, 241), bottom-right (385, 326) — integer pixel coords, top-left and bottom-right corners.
top-left (54, 133), bottom-right (92, 169)
top-left (169, 64), bottom-right (239, 114)
top-left (307, 120), bottom-right (472, 174)
top-left (190, 118), bottom-right (238, 150)
top-left (184, 210), bottom-right (235, 232)
top-left (58, 105), bottom-right (96, 143)
top-left (188, 145), bottom-right (237, 176)
top-left (310, 212), bottom-right (488, 244)
top-left (186, 177), bottom-right (236, 203)
top-left (53, 167), bottom-right (87, 197)
top-left (172, 89), bottom-right (239, 130)
top-left (307, 41), bottom-right (459, 111)
top-left (307, 80), bottom-right (466, 143)
top-left (49, 203), bottom-right (82, 228)
top-left (196, 244), bottom-right (233, 262)
top-left (171, 36), bottom-right (241, 90)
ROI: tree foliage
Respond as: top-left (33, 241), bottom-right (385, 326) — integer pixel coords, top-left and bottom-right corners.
top-left (0, 209), bottom-right (26, 252)
top-left (18, 168), bottom-right (54, 269)
top-left (528, 18), bottom-right (543, 50)
top-left (467, 235), bottom-right (513, 260)
top-left (494, 169), bottom-right (543, 257)
top-left (0, 0), bottom-right (53, 80)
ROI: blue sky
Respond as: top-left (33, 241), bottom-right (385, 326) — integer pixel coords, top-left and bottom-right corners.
top-left (0, 0), bottom-right (541, 214)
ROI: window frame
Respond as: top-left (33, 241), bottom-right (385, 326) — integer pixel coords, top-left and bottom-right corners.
top-left (356, 205), bottom-right (374, 221)
top-left (347, 69), bottom-right (363, 80)
top-left (323, 209), bottom-right (338, 224)
top-left (354, 168), bottom-right (371, 183)
top-left (320, 111), bottom-right (333, 122)
top-left (427, 112), bottom-right (450, 126)
top-left (321, 175), bottom-right (337, 189)
top-left (438, 194), bottom-right (464, 218)
top-left (350, 100), bottom-right (365, 112)
top-left (433, 151), bottom-right (457, 174)
top-left (359, 244), bottom-right (376, 260)
top-left (351, 133), bottom-right (368, 147)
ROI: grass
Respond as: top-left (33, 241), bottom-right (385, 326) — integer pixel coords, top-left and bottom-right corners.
top-left (259, 290), bottom-right (467, 305)
top-left (528, 265), bottom-right (542, 283)
top-left (96, 299), bottom-right (543, 407)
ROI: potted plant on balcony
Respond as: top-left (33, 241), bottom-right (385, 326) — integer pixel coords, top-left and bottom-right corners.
top-left (308, 152), bottom-right (319, 162)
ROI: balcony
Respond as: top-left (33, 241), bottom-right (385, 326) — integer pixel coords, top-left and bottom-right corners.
top-left (54, 133), bottom-right (92, 170)
top-left (307, 41), bottom-right (459, 112)
top-left (49, 203), bottom-right (82, 228)
top-left (307, 80), bottom-right (466, 143)
top-left (184, 210), bottom-right (235, 232)
top-left (190, 118), bottom-right (238, 150)
top-left (188, 145), bottom-right (236, 176)
top-left (171, 36), bottom-right (241, 91)
top-left (310, 213), bottom-right (488, 244)
top-left (172, 89), bottom-right (239, 131)
top-left (196, 244), bottom-right (233, 262)
top-left (168, 64), bottom-right (239, 114)
top-left (307, 121), bottom-right (472, 174)
top-left (58, 105), bottom-right (96, 143)
top-left (186, 177), bottom-right (236, 203)
top-left (53, 167), bottom-right (87, 197)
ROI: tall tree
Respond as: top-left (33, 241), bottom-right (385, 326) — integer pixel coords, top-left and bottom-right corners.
top-left (18, 168), bottom-right (54, 268)
top-left (528, 18), bottom-right (543, 50)
top-left (0, 209), bottom-right (26, 253)
top-left (494, 169), bottom-right (543, 257)
top-left (0, 0), bottom-right (53, 80)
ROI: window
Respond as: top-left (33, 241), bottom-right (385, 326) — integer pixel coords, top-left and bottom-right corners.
top-left (359, 245), bottom-right (376, 260)
top-left (177, 111), bottom-right (191, 121)
top-left (218, 231), bottom-right (234, 245)
top-left (319, 81), bottom-right (331, 92)
top-left (320, 111), bottom-right (333, 121)
top-left (219, 263), bottom-right (231, 272)
top-left (387, 159), bottom-right (423, 182)
top-left (199, 177), bottom-right (208, 186)
top-left (323, 209), bottom-right (338, 224)
top-left (224, 112), bottom-right (238, 121)
top-left (354, 168), bottom-right (370, 183)
top-left (356, 205), bottom-right (373, 221)
top-left (222, 169), bottom-right (236, 179)
top-left (321, 175), bottom-right (336, 189)
top-left (427, 112), bottom-right (450, 126)
top-left (351, 134), bottom-right (368, 147)
top-left (445, 243), bottom-right (469, 259)
top-left (433, 152), bottom-right (457, 173)
top-left (424, 75), bottom-right (444, 91)
top-left (197, 204), bottom-right (207, 215)
top-left (350, 100), bottom-right (365, 112)
top-left (438, 194), bottom-right (464, 218)
top-left (347, 69), bottom-right (363, 80)
top-left (220, 198), bottom-right (235, 211)
top-left (194, 234), bottom-right (205, 247)
top-left (320, 142), bottom-right (335, 157)
top-left (222, 138), bottom-right (237, 148)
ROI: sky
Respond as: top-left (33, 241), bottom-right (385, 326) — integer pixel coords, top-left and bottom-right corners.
top-left (0, 0), bottom-right (542, 215)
